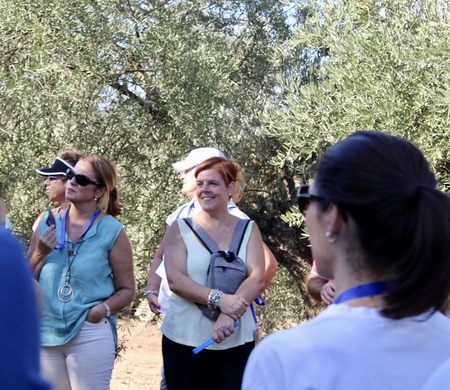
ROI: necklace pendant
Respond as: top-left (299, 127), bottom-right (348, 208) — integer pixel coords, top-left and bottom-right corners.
top-left (68, 250), bottom-right (76, 256)
top-left (57, 284), bottom-right (75, 302)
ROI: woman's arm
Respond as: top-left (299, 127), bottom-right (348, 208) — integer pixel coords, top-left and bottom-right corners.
top-left (214, 223), bottom-right (266, 343)
top-left (146, 228), bottom-right (168, 314)
top-left (165, 222), bottom-right (213, 303)
top-left (87, 229), bottom-right (136, 322)
top-left (262, 242), bottom-right (278, 289)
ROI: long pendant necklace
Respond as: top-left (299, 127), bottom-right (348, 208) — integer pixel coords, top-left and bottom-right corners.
top-left (57, 208), bottom-right (101, 303)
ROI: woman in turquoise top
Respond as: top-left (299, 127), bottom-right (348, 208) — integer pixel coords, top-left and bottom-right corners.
top-left (29, 154), bottom-right (135, 390)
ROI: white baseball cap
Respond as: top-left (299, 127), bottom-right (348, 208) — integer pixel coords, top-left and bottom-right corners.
top-left (172, 147), bottom-right (226, 172)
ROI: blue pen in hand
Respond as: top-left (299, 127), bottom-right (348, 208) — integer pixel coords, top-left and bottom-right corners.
top-left (192, 321), bottom-right (239, 355)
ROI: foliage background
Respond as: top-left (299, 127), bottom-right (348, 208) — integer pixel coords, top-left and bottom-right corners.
top-left (1, 0), bottom-right (449, 335)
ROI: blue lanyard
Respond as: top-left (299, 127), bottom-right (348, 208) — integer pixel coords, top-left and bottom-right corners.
top-left (250, 295), bottom-right (266, 324)
top-left (56, 208), bottom-right (101, 250)
top-left (334, 282), bottom-right (387, 304)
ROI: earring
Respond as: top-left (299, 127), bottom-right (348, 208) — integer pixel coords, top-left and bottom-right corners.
top-left (94, 196), bottom-right (97, 201)
top-left (325, 231), bottom-right (337, 243)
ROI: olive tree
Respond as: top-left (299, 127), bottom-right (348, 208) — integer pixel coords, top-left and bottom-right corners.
top-left (1, 0), bottom-right (316, 332)
top-left (268, 0), bottom-right (450, 223)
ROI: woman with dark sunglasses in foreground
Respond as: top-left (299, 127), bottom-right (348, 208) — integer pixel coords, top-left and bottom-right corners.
top-left (243, 131), bottom-right (450, 390)
top-left (29, 154), bottom-right (135, 390)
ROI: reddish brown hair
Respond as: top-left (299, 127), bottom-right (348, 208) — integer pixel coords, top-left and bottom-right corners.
top-left (195, 157), bottom-right (237, 185)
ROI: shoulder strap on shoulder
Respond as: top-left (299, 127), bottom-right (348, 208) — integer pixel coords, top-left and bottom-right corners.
top-left (229, 220), bottom-right (251, 255)
top-left (183, 218), bottom-right (251, 255)
top-left (182, 218), bottom-right (219, 254)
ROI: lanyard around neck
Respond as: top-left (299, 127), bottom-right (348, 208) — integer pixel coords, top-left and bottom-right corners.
top-left (56, 208), bottom-right (101, 250)
top-left (334, 282), bottom-right (387, 304)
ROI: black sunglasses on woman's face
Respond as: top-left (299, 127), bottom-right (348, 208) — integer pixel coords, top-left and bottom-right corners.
top-left (296, 184), bottom-right (324, 215)
top-left (65, 168), bottom-right (102, 187)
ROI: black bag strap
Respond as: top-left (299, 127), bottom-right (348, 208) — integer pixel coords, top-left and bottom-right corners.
top-left (183, 218), bottom-right (251, 256)
top-left (183, 218), bottom-right (217, 253)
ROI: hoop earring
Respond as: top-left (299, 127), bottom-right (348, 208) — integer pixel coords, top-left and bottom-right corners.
top-left (326, 231), bottom-right (336, 243)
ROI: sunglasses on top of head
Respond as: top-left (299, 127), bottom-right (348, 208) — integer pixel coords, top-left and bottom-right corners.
top-left (296, 184), bottom-right (325, 215)
top-left (65, 168), bottom-right (102, 187)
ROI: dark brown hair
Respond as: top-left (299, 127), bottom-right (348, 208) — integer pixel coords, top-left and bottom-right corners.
top-left (59, 151), bottom-right (82, 168)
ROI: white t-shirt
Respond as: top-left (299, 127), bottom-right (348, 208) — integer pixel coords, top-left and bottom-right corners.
top-left (156, 200), bottom-right (250, 313)
top-left (421, 357), bottom-right (450, 389)
top-left (165, 200), bottom-right (200, 226)
top-left (227, 199), bottom-right (250, 220)
top-left (243, 304), bottom-right (450, 390)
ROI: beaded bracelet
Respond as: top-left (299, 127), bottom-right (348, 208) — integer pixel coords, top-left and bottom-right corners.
top-left (101, 302), bottom-right (111, 318)
top-left (145, 289), bottom-right (159, 296)
top-left (207, 289), bottom-right (223, 310)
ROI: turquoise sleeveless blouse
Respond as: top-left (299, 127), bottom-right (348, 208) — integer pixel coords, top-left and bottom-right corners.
top-left (37, 213), bottom-right (123, 349)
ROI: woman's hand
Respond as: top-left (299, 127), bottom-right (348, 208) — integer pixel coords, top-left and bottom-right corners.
top-left (321, 280), bottom-right (336, 305)
top-left (28, 227), bottom-right (55, 278)
top-left (86, 304), bottom-right (107, 324)
top-left (35, 225), bottom-right (58, 257)
top-left (147, 293), bottom-right (161, 315)
top-left (212, 313), bottom-right (236, 343)
top-left (217, 293), bottom-right (249, 320)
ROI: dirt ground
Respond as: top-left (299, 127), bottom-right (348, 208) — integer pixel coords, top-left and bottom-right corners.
top-left (111, 318), bottom-right (163, 390)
